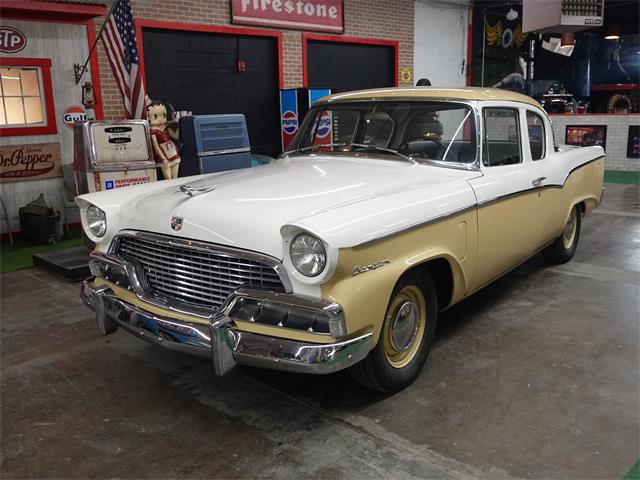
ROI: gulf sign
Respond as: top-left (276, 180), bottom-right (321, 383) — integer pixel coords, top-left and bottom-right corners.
top-left (231, 0), bottom-right (344, 33)
top-left (279, 89), bottom-right (299, 151)
top-left (63, 105), bottom-right (89, 129)
top-left (0, 26), bottom-right (27, 53)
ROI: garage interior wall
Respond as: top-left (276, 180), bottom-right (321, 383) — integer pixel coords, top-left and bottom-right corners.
top-left (1, 20), bottom-right (93, 233)
top-left (413, 0), bottom-right (470, 88)
top-left (98, 0), bottom-right (415, 120)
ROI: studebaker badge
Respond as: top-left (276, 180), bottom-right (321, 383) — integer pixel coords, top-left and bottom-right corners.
top-left (170, 216), bottom-right (183, 231)
top-left (77, 87), bottom-right (605, 393)
top-left (352, 259), bottom-right (391, 276)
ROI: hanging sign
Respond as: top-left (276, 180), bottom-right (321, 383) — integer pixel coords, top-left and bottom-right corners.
top-left (0, 143), bottom-right (62, 183)
top-left (63, 105), bottom-right (91, 129)
top-left (0, 26), bottom-right (26, 53)
top-left (485, 21), bottom-right (528, 49)
top-left (231, 0), bottom-right (344, 33)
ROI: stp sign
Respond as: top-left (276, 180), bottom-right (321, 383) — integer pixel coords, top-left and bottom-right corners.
top-left (281, 110), bottom-right (298, 135)
top-left (63, 105), bottom-right (89, 129)
top-left (0, 26), bottom-right (26, 53)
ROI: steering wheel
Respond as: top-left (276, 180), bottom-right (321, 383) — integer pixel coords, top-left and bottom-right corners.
top-left (399, 138), bottom-right (457, 162)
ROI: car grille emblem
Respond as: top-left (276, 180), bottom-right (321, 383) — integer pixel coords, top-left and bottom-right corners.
top-left (171, 216), bottom-right (183, 231)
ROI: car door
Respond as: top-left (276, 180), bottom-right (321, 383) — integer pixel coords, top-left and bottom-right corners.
top-left (467, 103), bottom-right (545, 290)
top-left (522, 108), bottom-right (569, 243)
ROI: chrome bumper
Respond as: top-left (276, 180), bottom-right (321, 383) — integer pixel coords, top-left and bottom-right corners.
top-left (81, 279), bottom-right (372, 376)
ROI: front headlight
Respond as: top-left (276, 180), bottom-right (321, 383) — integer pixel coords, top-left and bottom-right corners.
top-left (86, 205), bottom-right (107, 237)
top-left (290, 233), bottom-right (326, 277)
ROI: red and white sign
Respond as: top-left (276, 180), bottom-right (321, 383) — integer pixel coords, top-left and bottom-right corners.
top-left (89, 169), bottom-right (157, 193)
top-left (63, 105), bottom-right (89, 129)
top-left (231, 0), bottom-right (344, 33)
top-left (0, 26), bottom-right (26, 53)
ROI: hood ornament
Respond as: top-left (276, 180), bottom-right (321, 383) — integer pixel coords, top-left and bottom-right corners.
top-left (171, 216), bottom-right (183, 231)
top-left (178, 184), bottom-right (215, 196)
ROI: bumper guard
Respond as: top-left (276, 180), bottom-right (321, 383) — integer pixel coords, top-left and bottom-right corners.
top-left (81, 278), bottom-right (372, 376)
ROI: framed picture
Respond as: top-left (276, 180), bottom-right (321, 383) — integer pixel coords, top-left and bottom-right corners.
top-left (565, 125), bottom-right (607, 152)
top-left (627, 126), bottom-right (640, 158)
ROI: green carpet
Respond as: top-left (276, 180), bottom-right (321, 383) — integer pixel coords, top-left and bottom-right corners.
top-left (624, 460), bottom-right (640, 480)
top-left (1, 235), bottom-right (83, 274)
top-left (604, 170), bottom-right (640, 185)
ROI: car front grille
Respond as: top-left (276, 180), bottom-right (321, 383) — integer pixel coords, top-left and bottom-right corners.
top-left (114, 234), bottom-right (286, 310)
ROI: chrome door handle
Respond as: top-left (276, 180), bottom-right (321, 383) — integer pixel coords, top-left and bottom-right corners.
top-left (531, 176), bottom-right (547, 186)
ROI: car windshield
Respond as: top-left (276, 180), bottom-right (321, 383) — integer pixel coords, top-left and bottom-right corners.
top-left (286, 101), bottom-right (477, 165)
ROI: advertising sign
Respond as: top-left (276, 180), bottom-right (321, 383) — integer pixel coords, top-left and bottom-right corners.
top-left (565, 125), bottom-right (607, 152)
top-left (0, 26), bottom-right (26, 53)
top-left (231, 0), bottom-right (344, 33)
top-left (279, 89), bottom-right (299, 151)
top-left (0, 143), bottom-right (62, 183)
top-left (63, 105), bottom-right (91, 129)
top-left (90, 169), bottom-right (156, 193)
top-left (627, 126), bottom-right (640, 159)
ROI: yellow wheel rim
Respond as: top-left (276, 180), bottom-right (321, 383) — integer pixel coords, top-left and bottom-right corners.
top-left (562, 207), bottom-right (578, 249)
top-left (383, 285), bottom-right (427, 369)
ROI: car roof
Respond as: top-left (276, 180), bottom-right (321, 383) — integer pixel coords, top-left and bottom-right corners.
top-left (316, 87), bottom-right (543, 109)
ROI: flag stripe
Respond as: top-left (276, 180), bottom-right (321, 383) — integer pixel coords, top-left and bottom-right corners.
top-left (100, 0), bottom-right (145, 119)
top-left (105, 20), bottom-right (131, 99)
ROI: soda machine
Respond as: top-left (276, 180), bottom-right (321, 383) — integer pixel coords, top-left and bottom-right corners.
top-left (279, 88), bottom-right (332, 151)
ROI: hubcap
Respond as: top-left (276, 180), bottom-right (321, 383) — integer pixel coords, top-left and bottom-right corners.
top-left (383, 285), bottom-right (427, 369)
top-left (390, 301), bottom-right (420, 352)
top-left (562, 208), bottom-right (578, 249)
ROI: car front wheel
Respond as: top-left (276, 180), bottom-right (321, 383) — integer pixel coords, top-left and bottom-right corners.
top-left (349, 272), bottom-right (437, 392)
top-left (543, 204), bottom-right (582, 264)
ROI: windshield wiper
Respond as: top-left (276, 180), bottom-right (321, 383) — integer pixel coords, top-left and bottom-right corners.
top-left (349, 143), bottom-right (415, 164)
top-left (285, 142), bottom-right (347, 155)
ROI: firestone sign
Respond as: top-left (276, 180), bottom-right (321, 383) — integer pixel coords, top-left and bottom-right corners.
top-left (231, 0), bottom-right (344, 33)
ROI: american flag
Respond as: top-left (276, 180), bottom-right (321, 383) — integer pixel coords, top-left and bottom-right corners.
top-left (101, 0), bottom-right (145, 119)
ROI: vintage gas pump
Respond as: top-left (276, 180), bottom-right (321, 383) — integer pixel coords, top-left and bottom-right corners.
top-left (73, 120), bottom-right (157, 194)
top-left (279, 88), bottom-right (332, 152)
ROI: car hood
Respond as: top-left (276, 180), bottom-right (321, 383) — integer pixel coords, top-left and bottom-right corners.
top-left (78, 155), bottom-right (480, 258)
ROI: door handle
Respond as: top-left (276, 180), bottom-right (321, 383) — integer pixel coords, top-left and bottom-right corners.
top-left (531, 176), bottom-right (547, 186)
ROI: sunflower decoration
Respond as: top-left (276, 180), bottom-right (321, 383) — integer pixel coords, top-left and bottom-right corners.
top-left (486, 20), bottom-right (529, 49)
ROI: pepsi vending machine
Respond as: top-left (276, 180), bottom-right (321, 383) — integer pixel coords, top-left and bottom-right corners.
top-left (279, 88), bottom-right (331, 152)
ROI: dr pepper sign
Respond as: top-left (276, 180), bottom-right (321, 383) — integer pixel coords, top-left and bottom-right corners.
top-left (231, 0), bottom-right (344, 33)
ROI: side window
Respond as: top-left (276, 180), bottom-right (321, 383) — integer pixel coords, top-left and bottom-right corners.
top-left (526, 111), bottom-right (546, 160)
top-left (483, 108), bottom-right (521, 167)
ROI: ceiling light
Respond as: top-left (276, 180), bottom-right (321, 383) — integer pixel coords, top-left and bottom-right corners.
top-left (605, 24), bottom-right (620, 40)
top-left (506, 8), bottom-right (518, 21)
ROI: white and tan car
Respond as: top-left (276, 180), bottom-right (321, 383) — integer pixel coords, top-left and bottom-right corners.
top-left (78, 88), bottom-right (605, 392)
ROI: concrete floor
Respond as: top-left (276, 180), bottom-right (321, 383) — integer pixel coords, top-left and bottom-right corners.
top-left (1, 183), bottom-right (638, 479)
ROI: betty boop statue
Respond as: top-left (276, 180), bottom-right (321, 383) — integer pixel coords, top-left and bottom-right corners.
top-left (146, 97), bottom-right (180, 180)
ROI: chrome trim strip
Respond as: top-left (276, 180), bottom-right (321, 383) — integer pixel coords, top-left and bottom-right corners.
top-left (196, 147), bottom-right (251, 157)
top-left (476, 156), bottom-right (605, 208)
top-left (81, 280), bottom-right (370, 375)
top-left (353, 204), bottom-right (477, 248)
top-left (341, 155), bottom-right (604, 249)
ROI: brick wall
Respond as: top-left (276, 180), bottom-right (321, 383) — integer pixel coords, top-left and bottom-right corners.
top-left (95, 0), bottom-right (414, 120)
top-left (550, 114), bottom-right (640, 172)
